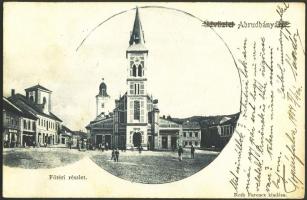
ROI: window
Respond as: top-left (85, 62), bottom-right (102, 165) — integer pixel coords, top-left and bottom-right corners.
top-left (148, 112), bottom-right (152, 123)
top-left (140, 101), bottom-right (144, 122)
top-left (101, 103), bottom-right (104, 108)
top-left (134, 83), bottom-right (139, 95)
top-left (195, 132), bottom-right (198, 138)
top-left (28, 121), bottom-right (31, 130)
top-left (183, 132), bottom-right (186, 137)
top-left (130, 83), bottom-right (134, 95)
top-left (32, 122), bottom-right (36, 130)
top-left (138, 65), bottom-right (142, 77)
top-left (129, 101), bottom-right (134, 122)
top-left (189, 142), bottom-right (192, 145)
top-left (134, 84), bottom-right (137, 95)
top-left (132, 65), bottom-right (137, 77)
top-left (23, 120), bottom-right (27, 129)
top-left (189, 132), bottom-right (192, 137)
top-left (185, 142), bottom-right (188, 146)
top-left (139, 83), bottom-right (144, 95)
top-left (119, 112), bottom-right (125, 123)
top-left (195, 142), bottom-right (198, 146)
top-left (134, 101), bottom-right (140, 120)
top-left (43, 97), bottom-right (47, 104)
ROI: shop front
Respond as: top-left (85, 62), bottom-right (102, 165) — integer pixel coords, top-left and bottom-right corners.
top-left (22, 132), bottom-right (36, 147)
top-left (3, 129), bottom-right (20, 148)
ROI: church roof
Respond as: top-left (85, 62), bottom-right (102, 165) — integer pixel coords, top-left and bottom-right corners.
top-left (98, 80), bottom-right (109, 97)
top-left (129, 7), bottom-right (145, 46)
top-left (25, 84), bottom-right (52, 92)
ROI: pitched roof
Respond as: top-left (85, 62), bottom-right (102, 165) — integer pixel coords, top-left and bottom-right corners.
top-left (89, 117), bottom-right (113, 129)
top-left (159, 117), bottom-right (181, 129)
top-left (25, 84), bottom-right (52, 92)
top-left (3, 97), bottom-right (23, 113)
top-left (129, 7), bottom-right (146, 46)
top-left (73, 131), bottom-right (89, 139)
top-left (61, 125), bottom-right (74, 136)
top-left (3, 97), bottom-right (38, 120)
top-left (8, 94), bottom-right (62, 122)
top-left (62, 125), bottom-right (73, 132)
top-left (182, 121), bottom-right (200, 129)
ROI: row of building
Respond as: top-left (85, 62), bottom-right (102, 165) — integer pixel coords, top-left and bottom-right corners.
top-left (3, 8), bottom-right (239, 151)
top-left (3, 85), bottom-right (87, 148)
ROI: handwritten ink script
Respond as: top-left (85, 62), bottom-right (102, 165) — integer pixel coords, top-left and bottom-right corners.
top-left (229, 3), bottom-right (305, 198)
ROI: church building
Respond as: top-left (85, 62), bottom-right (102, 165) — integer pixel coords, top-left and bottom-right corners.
top-left (86, 8), bottom-right (183, 150)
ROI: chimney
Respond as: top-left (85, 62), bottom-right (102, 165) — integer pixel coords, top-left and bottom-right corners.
top-left (11, 89), bottom-right (15, 96)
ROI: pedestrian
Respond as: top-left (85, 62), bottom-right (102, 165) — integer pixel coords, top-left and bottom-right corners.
top-left (191, 144), bottom-right (195, 159)
top-left (106, 142), bottom-right (109, 151)
top-left (102, 144), bottom-right (105, 152)
top-left (178, 145), bottom-right (183, 161)
top-left (138, 145), bottom-right (142, 154)
top-left (115, 148), bottom-right (119, 162)
top-left (81, 140), bottom-right (84, 149)
top-left (98, 143), bottom-right (101, 151)
top-left (111, 149), bottom-right (115, 161)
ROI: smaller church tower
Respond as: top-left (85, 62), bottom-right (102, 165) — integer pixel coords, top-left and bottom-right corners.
top-left (96, 78), bottom-right (111, 116)
top-left (25, 84), bottom-right (52, 114)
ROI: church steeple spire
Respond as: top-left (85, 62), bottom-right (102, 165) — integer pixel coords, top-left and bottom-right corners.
top-left (129, 7), bottom-right (145, 46)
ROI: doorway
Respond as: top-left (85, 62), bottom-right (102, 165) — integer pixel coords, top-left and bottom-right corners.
top-left (96, 135), bottom-right (103, 147)
top-left (162, 136), bottom-right (168, 149)
top-left (133, 132), bottom-right (141, 147)
top-left (105, 135), bottom-right (111, 149)
top-left (171, 136), bottom-right (177, 150)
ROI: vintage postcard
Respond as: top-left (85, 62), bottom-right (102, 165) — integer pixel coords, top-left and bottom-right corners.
top-left (2, 2), bottom-right (305, 198)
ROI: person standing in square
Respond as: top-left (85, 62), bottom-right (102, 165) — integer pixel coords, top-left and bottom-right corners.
top-left (178, 145), bottom-right (183, 161)
top-left (115, 148), bottom-right (120, 162)
top-left (191, 144), bottom-right (195, 159)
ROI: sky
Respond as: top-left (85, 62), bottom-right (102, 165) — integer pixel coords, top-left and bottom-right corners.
top-left (4, 3), bottom-right (241, 130)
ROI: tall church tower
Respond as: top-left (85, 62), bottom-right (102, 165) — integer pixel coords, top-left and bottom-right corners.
top-left (126, 7), bottom-right (149, 149)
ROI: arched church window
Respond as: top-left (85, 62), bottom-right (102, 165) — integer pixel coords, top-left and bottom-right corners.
top-left (138, 65), bottom-right (142, 77)
top-left (132, 65), bottom-right (137, 77)
top-left (29, 96), bottom-right (34, 102)
top-left (134, 101), bottom-right (140, 120)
